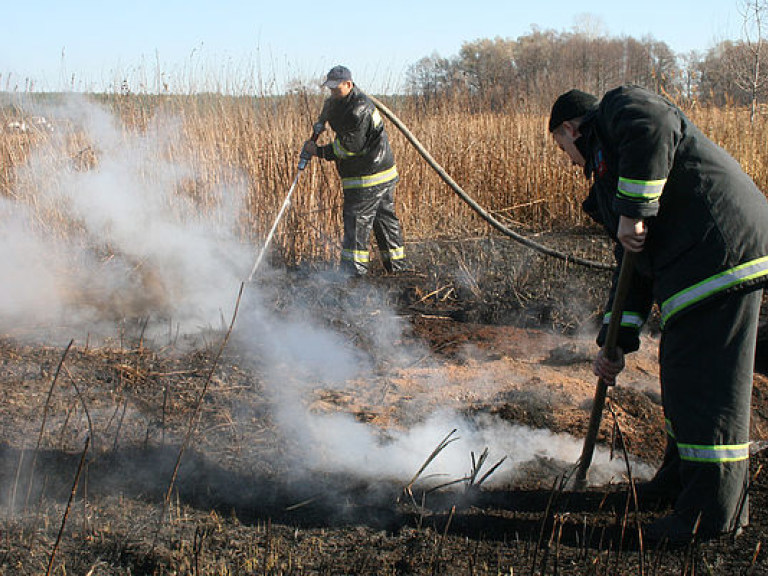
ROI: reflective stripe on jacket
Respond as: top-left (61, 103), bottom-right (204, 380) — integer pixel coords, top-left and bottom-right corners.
top-left (581, 85), bottom-right (768, 336)
top-left (341, 165), bottom-right (399, 190)
top-left (318, 86), bottom-right (397, 186)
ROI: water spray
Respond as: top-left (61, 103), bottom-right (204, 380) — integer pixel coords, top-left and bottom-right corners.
top-left (246, 122), bottom-right (325, 282)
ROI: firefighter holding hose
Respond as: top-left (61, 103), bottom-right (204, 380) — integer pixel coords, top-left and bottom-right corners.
top-left (301, 65), bottom-right (408, 277)
top-left (549, 86), bottom-right (768, 544)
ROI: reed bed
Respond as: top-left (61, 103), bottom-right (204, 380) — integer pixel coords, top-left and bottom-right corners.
top-left (1, 92), bottom-right (766, 268)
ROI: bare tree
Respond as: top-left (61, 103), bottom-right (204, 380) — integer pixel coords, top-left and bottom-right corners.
top-left (402, 28), bottom-right (681, 111)
top-left (405, 54), bottom-right (460, 99)
top-left (699, 41), bottom-right (744, 105)
top-left (734, 0), bottom-right (767, 122)
top-left (679, 50), bottom-right (703, 104)
top-left (457, 36), bottom-right (517, 107)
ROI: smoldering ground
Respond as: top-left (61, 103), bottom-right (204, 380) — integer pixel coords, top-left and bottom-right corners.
top-left (0, 96), bottom-right (652, 532)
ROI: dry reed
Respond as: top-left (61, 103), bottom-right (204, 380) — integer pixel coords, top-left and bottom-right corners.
top-left (1, 92), bottom-right (766, 269)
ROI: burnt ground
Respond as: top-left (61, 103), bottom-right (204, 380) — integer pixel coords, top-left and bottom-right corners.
top-left (1, 234), bottom-right (768, 575)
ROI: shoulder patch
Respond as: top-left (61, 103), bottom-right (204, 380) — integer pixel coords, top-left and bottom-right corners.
top-left (593, 149), bottom-right (608, 178)
top-left (372, 108), bottom-right (383, 128)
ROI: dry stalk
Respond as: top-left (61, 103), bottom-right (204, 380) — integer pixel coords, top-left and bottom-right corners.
top-left (416, 491), bottom-right (427, 530)
top-left (553, 514), bottom-right (566, 575)
top-left (62, 364), bottom-right (96, 451)
top-left (193, 524), bottom-right (208, 576)
top-left (424, 477), bottom-right (469, 495)
top-left (153, 282), bottom-right (244, 546)
top-left (112, 398), bottom-right (129, 454)
top-left (531, 473), bottom-right (568, 575)
top-left (413, 285), bottom-right (454, 305)
top-left (404, 428), bottom-right (459, 503)
top-left (424, 448), bottom-right (507, 496)
top-left (746, 541), bottom-right (762, 576)
top-left (45, 435), bottom-right (90, 576)
top-left (469, 449), bottom-right (488, 485)
top-left (471, 450), bottom-right (507, 489)
top-left (26, 339), bottom-right (74, 510)
top-left (161, 383), bottom-right (170, 447)
top-left (10, 449), bottom-right (24, 514)
top-left (429, 504), bottom-right (455, 576)
top-left (606, 400), bottom-right (643, 574)
top-left (284, 497), bottom-right (318, 512)
top-left (681, 512), bottom-right (703, 573)
top-left (542, 511), bottom-right (570, 576)
top-left (57, 402), bottom-right (77, 449)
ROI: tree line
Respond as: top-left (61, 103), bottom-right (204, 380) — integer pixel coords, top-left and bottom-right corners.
top-left (405, 13), bottom-right (767, 117)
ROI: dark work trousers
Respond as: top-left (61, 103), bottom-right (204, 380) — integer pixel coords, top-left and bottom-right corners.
top-left (341, 181), bottom-right (406, 276)
top-left (659, 287), bottom-right (763, 534)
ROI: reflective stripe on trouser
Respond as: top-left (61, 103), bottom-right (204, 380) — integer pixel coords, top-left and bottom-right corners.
top-left (659, 287), bottom-right (762, 534)
top-left (341, 181), bottom-right (406, 276)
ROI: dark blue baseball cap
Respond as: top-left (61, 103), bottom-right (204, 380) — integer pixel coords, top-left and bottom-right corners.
top-left (322, 65), bottom-right (353, 88)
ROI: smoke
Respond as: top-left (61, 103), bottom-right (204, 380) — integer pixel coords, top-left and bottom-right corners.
top-left (1, 94), bottom-right (250, 341)
top-left (261, 407), bottom-right (646, 488)
top-left (1, 95), bottom-right (650, 506)
top-left (232, 287), bottom-right (652, 490)
top-left (0, 202), bottom-right (63, 323)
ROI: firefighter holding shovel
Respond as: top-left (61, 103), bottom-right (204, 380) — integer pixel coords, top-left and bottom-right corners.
top-left (549, 86), bottom-right (768, 544)
top-left (301, 65), bottom-right (408, 278)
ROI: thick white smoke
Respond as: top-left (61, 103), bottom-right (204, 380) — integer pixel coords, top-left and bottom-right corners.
top-left (1, 95), bottom-right (651, 494)
top-left (234, 292), bottom-right (652, 489)
top-left (0, 95), bottom-right (250, 340)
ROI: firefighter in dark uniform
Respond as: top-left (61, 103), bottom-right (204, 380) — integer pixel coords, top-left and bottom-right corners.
top-left (302, 65), bottom-right (407, 277)
top-left (549, 85), bottom-right (768, 543)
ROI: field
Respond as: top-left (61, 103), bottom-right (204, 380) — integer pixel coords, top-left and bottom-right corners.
top-left (0, 92), bottom-right (767, 574)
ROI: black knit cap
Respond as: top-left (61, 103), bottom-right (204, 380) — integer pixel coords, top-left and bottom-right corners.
top-left (548, 89), bottom-right (598, 132)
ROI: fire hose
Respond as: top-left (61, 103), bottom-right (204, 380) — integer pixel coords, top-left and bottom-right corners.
top-left (367, 95), bottom-right (613, 272)
top-left (249, 95), bottom-right (612, 279)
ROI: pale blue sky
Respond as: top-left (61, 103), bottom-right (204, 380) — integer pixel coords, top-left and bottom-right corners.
top-left (1, 0), bottom-right (741, 93)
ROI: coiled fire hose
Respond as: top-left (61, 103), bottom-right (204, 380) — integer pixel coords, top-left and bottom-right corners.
top-left (367, 95), bottom-right (613, 272)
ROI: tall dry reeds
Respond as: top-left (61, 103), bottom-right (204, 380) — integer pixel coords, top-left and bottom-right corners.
top-left (1, 91), bottom-right (766, 268)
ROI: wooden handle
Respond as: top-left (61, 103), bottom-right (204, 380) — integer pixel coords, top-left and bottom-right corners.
top-left (574, 251), bottom-right (636, 487)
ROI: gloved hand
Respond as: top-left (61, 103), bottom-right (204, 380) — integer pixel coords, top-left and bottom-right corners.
top-left (617, 215), bottom-right (647, 253)
top-left (593, 347), bottom-right (625, 386)
top-left (302, 140), bottom-right (318, 157)
top-left (299, 140), bottom-right (317, 169)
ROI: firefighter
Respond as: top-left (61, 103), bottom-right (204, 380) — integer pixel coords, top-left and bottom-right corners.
top-left (302, 65), bottom-right (407, 277)
top-left (549, 85), bottom-right (768, 543)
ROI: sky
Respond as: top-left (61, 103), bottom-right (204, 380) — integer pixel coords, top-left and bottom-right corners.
top-left (1, 0), bottom-right (742, 94)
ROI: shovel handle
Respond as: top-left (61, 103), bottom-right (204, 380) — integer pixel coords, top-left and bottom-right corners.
top-left (574, 251), bottom-right (636, 487)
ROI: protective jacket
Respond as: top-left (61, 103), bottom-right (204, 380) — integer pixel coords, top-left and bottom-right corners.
top-left (317, 85), bottom-right (399, 191)
top-left (579, 85), bottom-right (768, 352)
top-left (315, 85), bottom-right (406, 276)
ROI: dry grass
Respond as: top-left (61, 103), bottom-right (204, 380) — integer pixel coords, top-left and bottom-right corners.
top-left (1, 92), bottom-right (766, 268)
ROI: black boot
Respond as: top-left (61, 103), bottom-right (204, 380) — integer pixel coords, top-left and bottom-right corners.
top-left (633, 468), bottom-right (681, 510)
top-left (632, 439), bottom-right (681, 510)
top-left (643, 511), bottom-right (743, 546)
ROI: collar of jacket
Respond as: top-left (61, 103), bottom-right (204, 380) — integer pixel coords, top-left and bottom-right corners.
top-left (577, 109), bottom-right (599, 179)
